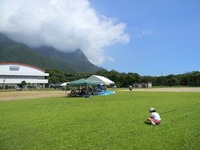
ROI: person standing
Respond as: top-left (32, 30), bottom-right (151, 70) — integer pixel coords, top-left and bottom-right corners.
top-left (129, 85), bottom-right (133, 91)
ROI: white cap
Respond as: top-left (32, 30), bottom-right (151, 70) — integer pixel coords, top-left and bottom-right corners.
top-left (149, 107), bottom-right (155, 112)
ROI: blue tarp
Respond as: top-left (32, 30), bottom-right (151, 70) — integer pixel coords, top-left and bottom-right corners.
top-left (98, 90), bottom-right (115, 96)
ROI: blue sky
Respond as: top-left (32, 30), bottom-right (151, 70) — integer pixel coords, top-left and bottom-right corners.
top-left (90, 0), bottom-right (200, 76)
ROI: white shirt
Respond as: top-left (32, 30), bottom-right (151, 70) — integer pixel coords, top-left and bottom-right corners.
top-left (151, 112), bottom-right (161, 121)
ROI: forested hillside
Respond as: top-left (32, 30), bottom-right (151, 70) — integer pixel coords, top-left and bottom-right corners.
top-left (0, 33), bottom-right (100, 73)
top-left (47, 68), bottom-right (200, 88)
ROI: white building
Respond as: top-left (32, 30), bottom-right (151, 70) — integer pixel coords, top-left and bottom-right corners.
top-left (0, 62), bottom-right (49, 88)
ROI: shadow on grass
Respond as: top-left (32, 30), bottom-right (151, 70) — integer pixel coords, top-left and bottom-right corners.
top-left (144, 121), bottom-right (162, 127)
top-left (144, 121), bottom-right (151, 125)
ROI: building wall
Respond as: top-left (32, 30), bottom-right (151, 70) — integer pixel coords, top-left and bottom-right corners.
top-left (0, 62), bottom-right (49, 86)
top-left (132, 82), bottom-right (152, 88)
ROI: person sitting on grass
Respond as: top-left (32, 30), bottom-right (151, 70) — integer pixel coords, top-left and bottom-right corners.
top-left (147, 107), bottom-right (161, 126)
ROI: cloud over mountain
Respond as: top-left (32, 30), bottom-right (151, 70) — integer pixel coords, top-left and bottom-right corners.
top-left (0, 0), bottom-right (129, 65)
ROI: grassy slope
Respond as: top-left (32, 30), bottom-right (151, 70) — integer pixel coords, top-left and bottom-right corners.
top-left (0, 91), bottom-right (200, 149)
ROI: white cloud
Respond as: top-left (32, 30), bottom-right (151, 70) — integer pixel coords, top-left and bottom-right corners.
top-left (142, 28), bottom-right (153, 36)
top-left (133, 27), bottom-right (154, 39)
top-left (0, 0), bottom-right (129, 65)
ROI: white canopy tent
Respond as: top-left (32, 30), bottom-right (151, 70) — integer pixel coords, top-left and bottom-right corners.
top-left (87, 75), bottom-right (115, 85)
top-left (61, 82), bottom-right (70, 86)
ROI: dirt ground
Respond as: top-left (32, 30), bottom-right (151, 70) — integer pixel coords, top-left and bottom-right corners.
top-left (1, 87), bottom-right (200, 101)
top-left (0, 90), bottom-right (67, 101)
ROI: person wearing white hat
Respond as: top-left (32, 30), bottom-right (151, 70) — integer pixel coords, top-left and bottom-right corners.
top-left (147, 108), bottom-right (161, 126)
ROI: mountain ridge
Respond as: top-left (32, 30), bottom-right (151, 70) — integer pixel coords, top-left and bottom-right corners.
top-left (0, 33), bottom-right (100, 73)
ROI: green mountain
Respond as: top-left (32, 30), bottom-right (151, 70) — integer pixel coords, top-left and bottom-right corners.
top-left (0, 33), bottom-right (100, 73)
top-left (33, 46), bottom-right (100, 73)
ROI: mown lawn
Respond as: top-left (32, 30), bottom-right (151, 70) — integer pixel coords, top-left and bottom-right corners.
top-left (0, 91), bottom-right (200, 149)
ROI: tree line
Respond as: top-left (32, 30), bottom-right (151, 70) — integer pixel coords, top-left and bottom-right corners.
top-left (46, 69), bottom-right (200, 88)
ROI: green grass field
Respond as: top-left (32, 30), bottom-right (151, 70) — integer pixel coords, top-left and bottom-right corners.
top-left (0, 91), bottom-right (200, 150)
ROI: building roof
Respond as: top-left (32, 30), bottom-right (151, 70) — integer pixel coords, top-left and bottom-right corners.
top-left (0, 62), bottom-right (45, 72)
top-left (0, 62), bottom-right (49, 77)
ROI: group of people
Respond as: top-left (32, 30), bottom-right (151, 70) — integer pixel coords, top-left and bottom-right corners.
top-left (69, 87), bottom-right (97, 97)
top-left (68, 84), bottom-right (107, 97)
